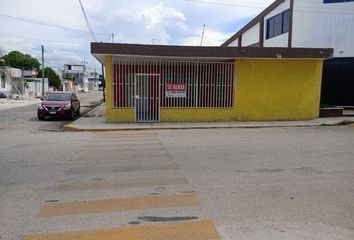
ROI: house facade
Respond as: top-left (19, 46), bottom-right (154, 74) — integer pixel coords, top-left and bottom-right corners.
top-left (0, 67), bottom-right (23, 96)
top-left (222, 0), bottom-right (354, 57)
top-left (88, 71), bottom-right (100, 91)
top-left (91, 42), bottom-right (331, 123)
top-left (24, 78), bottom-right (49, 97)
top-left (62, 64), bottom-right (89, 92)
top-left (0, 68), bottom-right (12, 95)
top-left (222, 0), bottom-right (354, 106)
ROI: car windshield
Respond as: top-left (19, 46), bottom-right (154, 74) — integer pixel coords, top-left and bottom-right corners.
top-left (46, 93), bottom-right (71, 101)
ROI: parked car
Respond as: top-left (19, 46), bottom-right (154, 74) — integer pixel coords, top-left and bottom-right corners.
top-left (0, 91), bottom-right (7, 98)
top-left (37, 92), bottom-right (80, 120)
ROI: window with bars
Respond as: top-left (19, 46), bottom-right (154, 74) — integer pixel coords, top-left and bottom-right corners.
top-left (112, 59), bottom-right (235, 109)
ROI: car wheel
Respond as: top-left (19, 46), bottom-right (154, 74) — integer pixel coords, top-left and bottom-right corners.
top-left (76, 107), bottom-right (80, 116)
top-left (69, 109), bottom-right (75, 120)
top-left (38, 115), bottom-right (45, 121)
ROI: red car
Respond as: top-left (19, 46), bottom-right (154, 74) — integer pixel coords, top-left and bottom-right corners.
top-left (37, 92), bottom-right (80, 120)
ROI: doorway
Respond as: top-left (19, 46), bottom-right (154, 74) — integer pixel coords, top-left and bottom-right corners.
top-left (135, 74), bottom-right (160, 123)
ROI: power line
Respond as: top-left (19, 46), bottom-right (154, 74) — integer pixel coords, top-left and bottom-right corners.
top-left (1, 34), bottom-right (85, 45)
top-left (0, 13), bottom-right (108, 36)
top-left (78, 0), bottom-right (97, 41)
top-left (182, 0), bottom-right (354, 15)
top-left (184, 0), bottom-right (270, 9)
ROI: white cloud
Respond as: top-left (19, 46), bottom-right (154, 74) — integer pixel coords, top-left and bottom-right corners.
top-left (0, 0), bottom-right (274, 72)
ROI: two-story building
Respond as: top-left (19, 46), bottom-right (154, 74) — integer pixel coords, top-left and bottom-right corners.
top-left (222, 0), bottom-right (354, 106)
top-left (62, 64), bottom-right (89, 92)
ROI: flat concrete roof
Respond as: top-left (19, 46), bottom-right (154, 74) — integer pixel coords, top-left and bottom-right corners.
top-left (91, 42), bottom-right (333, 65)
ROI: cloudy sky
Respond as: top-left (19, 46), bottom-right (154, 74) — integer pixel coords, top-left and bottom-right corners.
top-left (0, 0), bottom-right (274, 73)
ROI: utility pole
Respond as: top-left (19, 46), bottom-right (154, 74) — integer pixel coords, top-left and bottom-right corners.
top-left (200, 24), bottom-right (206, 46)
top-left (101, 62), bottom-right (105, 103)
top-left (152, 38), bottom-right (156, 45)
top-left (41, 45), bottom-right (44, 96)
top-left (112, 33), bottom-right (115, 43)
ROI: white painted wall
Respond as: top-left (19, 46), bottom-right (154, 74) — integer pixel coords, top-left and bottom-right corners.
top-left (265, 0), bottom-right (291, 19)
top-left (229, 38), bottom-right (239, 47)
top-left (292, 0), bottom-right (354, 57)
top-left (225, 0), bottom-right (354, 56)
top-left (0, 71), bottom-right (11, 92)
top-left (242, 23), bottom-right (260, 46)
top-left (264, 33), bottom-right (289, 47)
top-left (0, 67), bottom-right (22, 93)
top-left (263, 0), bottom-right (290, 47)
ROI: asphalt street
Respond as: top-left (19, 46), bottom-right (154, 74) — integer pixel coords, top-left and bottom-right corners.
top-left (0, 91), bottom-right (102, 132)
top-left (0, 100), bottom-right (353, 239)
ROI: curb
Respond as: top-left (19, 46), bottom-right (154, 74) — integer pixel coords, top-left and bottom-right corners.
top-left (64, 103), bottom-right (104, 131)
top-left (63, 123), bottom-right (322, 132)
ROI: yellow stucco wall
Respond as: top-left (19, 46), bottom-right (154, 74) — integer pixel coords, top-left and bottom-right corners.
top-left (105, 56), bottom-right (135, 123)
top-left (106, 57), bottom-right (323, 122)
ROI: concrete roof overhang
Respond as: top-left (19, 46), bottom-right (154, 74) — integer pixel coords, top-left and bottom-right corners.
top-left (91, 42), bottom-right (333, 66)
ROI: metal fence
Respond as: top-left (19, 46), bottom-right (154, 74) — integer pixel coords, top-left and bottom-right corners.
top-left (112, 58), bottom-right (236, 110)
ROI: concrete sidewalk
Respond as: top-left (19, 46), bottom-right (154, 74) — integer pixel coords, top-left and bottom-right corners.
top-left (64, 104), bottom-right (354, 131)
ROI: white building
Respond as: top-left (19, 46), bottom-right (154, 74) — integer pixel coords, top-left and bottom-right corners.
top-left (24, 78), bottom-right (49, 97)
top-left (62, 64), bottom-right (89, 92)
top-left (0, 67), bottom-right (23, 96)
top-left (222, 0), bottom-right (354, 58)
top-left (223, 0), bottom-right (354, 106)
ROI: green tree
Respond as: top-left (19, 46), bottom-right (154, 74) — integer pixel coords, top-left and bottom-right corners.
top-left (37, 67), bottom-right (61, 88)
top-left (2, 51), bottom-right (40, 70)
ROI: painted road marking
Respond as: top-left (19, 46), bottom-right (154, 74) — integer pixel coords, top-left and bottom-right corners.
top-left (39, 193), bottom-right (200, 217)
top-left (24, 220), bottom-right (221, 240)
top-left (67, 162), bottom-right (178, 174)
top-left (56, 176), bottom-right (189, 192)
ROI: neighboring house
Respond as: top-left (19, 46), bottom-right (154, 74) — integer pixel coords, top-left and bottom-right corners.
top-left (0, 67), bottom-right (23, 96)
top-left (0, 68), bottom-right (12, 95)
top-left (222, 0), bottom-right (354, 106)
top-left (91, 42), bottom-right (331, 123)
top-left (58, 69), bottom-right (74, 92)
top-left (88, 71), bottom-right (100, 91)
top-left (0, 67), bottom-right (49, 97)
top-left (22, 69), bottom-right (49, 97)
top-left (22, 69), bottom-right (38, 78)
top-left (61, 64), bottom-right (89, 92)
top-left (24, 78), bottom-right (49, 97)
top-left (60, 79), bottom-right (74, 92)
